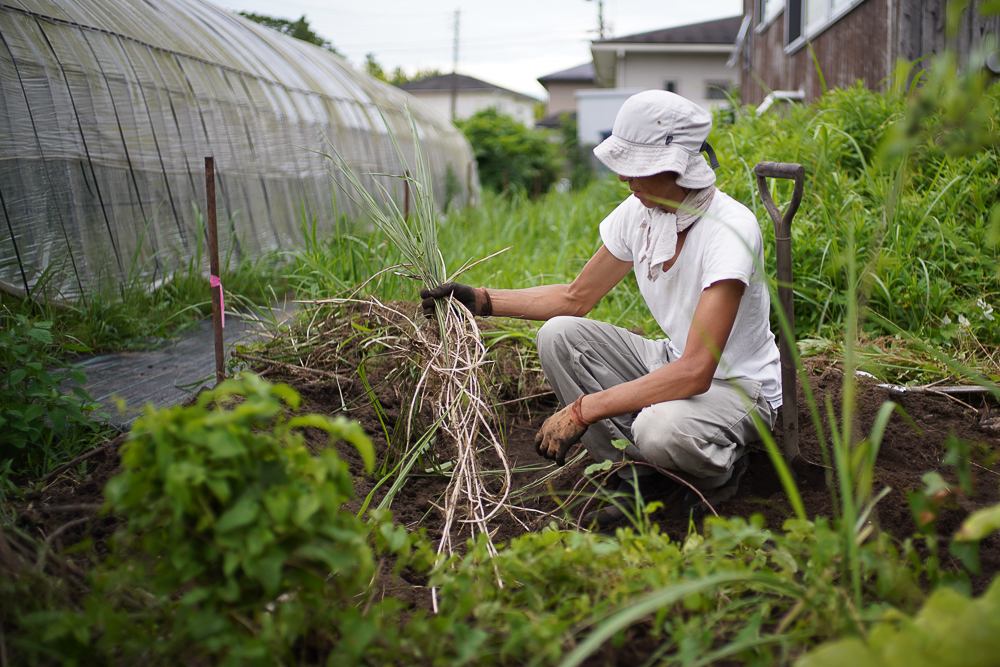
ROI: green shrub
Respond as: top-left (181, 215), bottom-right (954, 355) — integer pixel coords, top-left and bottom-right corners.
top-left (11, 373), bottom-right (417, 665)
top-left (458, 107), bottom-right (562, 195)
top-left (0, 311), bottom-right (105, 481)
top-left (797, 578), bottom-right (1000, 667)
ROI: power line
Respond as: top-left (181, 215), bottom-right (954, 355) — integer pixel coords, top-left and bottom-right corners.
top-left (335, 32), bottom-right (590, 52)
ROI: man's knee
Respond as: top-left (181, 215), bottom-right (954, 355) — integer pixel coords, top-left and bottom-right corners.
top-left (536, 316), bottom-right (580, 364)
top-left (631, 405), bottom-right (735, 479)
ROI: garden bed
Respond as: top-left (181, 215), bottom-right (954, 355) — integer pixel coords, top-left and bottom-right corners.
top-left (15, 303), bottom-right (1000, 600)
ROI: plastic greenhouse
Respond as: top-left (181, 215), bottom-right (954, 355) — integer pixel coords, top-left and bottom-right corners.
top-left (0, 0), bottom-right (479, 302)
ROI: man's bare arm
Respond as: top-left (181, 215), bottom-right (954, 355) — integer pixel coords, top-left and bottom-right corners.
top-left (487, 246), bottom-right (632, 321)
top-left (578, 279), bottom-right (746, 421)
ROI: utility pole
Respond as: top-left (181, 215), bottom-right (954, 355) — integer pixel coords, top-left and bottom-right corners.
top-left (586, 0), bottom-right (608, 39)
top-left (450, 9), bottom-right (460, 122)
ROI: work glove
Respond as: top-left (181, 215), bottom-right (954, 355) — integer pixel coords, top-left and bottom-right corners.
top-left (535, 395), bottom-right (592, 466)
top-left (420, 282), bottom-right (492, 319)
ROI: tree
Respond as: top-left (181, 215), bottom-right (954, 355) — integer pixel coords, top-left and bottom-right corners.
top-left (238, 12), bottom-right (340, 55)
top-left (555, 112), bottom-right (594, 190)
top-left (363, 53), bottom-right (441, 85)
top-left (365, 53), bottom-right (388, 82)
top-left (457, 108), bottom-right (562, 196)
top-left (390, 66), bottom-right (444, 86)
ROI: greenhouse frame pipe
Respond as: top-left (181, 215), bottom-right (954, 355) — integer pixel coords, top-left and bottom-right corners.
top-left (34, 15), bottom-right (124, 278)
top-left (75, 24), bottom-right (154, 254)
top-left (0, 185), bottom-right (30, 298)
top-left (118, 36), bottom-right (187, 248)
top-left (0, 27), bottom-right (85, 297)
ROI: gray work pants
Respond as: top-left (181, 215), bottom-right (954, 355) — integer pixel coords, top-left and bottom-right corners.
top-left (536, 316), bottom-right (777, 491)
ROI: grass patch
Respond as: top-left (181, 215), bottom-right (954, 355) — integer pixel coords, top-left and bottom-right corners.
top-left (290, 81), bottom-right (1000, 384)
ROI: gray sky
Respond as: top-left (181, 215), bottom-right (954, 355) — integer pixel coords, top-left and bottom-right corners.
top-left (222, 0), bottom-right (743, 99)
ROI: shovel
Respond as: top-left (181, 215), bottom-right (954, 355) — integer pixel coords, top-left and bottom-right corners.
top-left (754, 162), bottom-right (823, 483)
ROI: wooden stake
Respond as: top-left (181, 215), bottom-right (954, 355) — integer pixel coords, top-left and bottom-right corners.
top-left (205, 157), bottom-right (225, 386)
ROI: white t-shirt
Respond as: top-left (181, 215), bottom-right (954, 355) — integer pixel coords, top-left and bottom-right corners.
top-left (599, 190), bottom-right (783, 407)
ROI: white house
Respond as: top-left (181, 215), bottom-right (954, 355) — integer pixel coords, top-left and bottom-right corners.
top-left (537, 62), bottom-right (598, 118)
top-left (579, 16), bottom-right (742, 147)
top-left (396, 73), bottom-right (539, 127)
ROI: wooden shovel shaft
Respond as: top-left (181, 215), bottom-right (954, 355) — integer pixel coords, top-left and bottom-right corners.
top-left (754, 161), bottom-right (805, 463)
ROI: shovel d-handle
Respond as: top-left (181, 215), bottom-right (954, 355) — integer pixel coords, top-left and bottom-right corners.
top-left (754, 161), bottom-right (805, 465)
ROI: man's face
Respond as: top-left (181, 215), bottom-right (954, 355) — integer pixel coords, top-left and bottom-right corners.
top-left (618, 171), bottom-right (684, 210)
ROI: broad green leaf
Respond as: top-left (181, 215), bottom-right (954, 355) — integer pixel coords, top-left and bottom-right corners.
top-left (288, 414), bottom-right (334, 431)
top-left (255, 551), bottom-right (286, 595)
top-left (23, 404), bottom-right (45, 422)
top-left (795, 639), bottom-right (880, 667)
top-left (294, 493), bottom-right (321, 527)
top-left (269, 382), bottom-right (301, 410)
top-left (956, 503), bottom-right (1000, 541)
top-left (205, 477), bottom-right (231, 504)
top-left (205, 431), bottom-right (244, 458)
top-left (379, 522), bottom-right (408, 553)
top-left (264, 491), bottom-right (291, 524)
top-left (26, 328), bottom-right (53, 344)
top-left (216, 496), bottom-right (260, 532)
top-left (584, 460), bottom-right (613, 475)
top-left (48, 407), bottom-right (67, 432)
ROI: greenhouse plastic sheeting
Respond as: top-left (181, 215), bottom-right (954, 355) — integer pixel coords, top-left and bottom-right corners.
top-left (0, 0), bottom-right (480, 301)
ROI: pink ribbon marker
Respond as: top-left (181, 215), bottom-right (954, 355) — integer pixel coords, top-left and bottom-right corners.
top-left (210, 274), bottom-right (225, 328)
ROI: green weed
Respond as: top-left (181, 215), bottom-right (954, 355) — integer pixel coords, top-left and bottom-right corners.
top-left (0, 310), bottom-right (108, 482)
top-left (8, 373), bottom-right (417, 665)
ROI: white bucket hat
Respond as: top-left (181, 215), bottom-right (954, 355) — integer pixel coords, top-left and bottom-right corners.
top-left (593, 90), bottom-right (719, 189)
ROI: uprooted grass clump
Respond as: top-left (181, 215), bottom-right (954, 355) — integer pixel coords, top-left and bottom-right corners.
top-left (239, 299), bottom-right (550, 519)
top-left (318, 108), bottom-right (522, 560)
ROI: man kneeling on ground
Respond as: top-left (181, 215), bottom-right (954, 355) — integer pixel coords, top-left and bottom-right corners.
top-left (421, 90), bottom-right (782, 526)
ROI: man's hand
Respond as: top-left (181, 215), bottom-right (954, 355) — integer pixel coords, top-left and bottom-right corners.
top-left (420, 282), bottom-right (492, 319)
top-left (534, 395), bottom-right (592, 466)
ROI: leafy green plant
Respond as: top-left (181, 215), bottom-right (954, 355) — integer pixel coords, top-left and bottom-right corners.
top-left (7, 373), bottom-right (424, 665)
top-left (0, 311), bottom-right (106, 479)
top-left (458, 107), bottom-right (562, 195)
top-left (796, 577), bottom-right (1000, 667)
top-left (94, 373), bottom-right (405, 663)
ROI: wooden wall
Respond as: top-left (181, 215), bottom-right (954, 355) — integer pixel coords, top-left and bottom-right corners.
top-left (741, 0), bottom-right (999, 106)
top-left (895, 0), bottom-right (1000, 69)
top-left (741, 0), bottom-right (889, 105)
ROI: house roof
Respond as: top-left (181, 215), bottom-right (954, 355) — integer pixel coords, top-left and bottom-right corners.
top-left (590, 15), bottom-right (743, 86)
top-left (537, 62), bottom-right (595, 84)
top-left (397, 73), bottom-right (539, 102)
top-left (595, 15), bottom-right (744, 46)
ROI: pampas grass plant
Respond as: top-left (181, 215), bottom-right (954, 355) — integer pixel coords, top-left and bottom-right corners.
top-left (315, 108), bottom-right (512, 567)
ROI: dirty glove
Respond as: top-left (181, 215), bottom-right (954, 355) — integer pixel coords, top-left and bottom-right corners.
top-left (535, 395), bottom-right (592, 466)
top-left (420, 282), bottom-right (492, 319)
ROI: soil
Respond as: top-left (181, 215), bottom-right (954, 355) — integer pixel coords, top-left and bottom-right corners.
top-left (9, 304), bottom-right (1000, 608)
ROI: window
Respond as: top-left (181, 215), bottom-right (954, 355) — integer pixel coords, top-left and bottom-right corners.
top-left (663, 80), bottom-right (677, 93)
top-left (786, 0), bottom-right (867, 51)
top-left (705, 82), bottom-right (731, 100)
top-left (787, 0), bottom-right (802, 43)
top-left (757, 0), bottom-right (785, 31)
